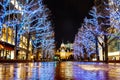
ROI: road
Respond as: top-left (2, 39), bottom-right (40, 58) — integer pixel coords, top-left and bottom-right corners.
top-left (0, 61), bottom-right (120, 80)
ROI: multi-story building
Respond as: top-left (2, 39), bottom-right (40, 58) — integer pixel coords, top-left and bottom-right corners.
top-left (0, 0), bottom-right (33, 60)
top-left (0, 24), bottom-right (15, 59)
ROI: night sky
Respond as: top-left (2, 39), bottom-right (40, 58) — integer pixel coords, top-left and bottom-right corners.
top-left (44, 0), bottom-right (94, 48)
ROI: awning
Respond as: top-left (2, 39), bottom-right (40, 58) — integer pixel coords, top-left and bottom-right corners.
top-left (0, 41), bottom-right (15, 50)
top-left (0, 44), bottom-right (4, 49)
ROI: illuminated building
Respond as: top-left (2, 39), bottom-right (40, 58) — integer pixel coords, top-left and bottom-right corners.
top-left (0, 25), bottom-right (15, 59)
top-left (55, 42), bottom-right (73, 60)
top-left (0, 0), bottom-right (33, 60)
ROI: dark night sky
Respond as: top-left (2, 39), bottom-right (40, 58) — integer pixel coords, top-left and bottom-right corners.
top-left (44, 0), bottom-right (94, 48)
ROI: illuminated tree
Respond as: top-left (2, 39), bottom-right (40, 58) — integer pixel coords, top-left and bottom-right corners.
top-left (74, 0), bottom-right (120, 61)
top-left (73, 6), bottom-right (100, 60)
top-left (0, 0), bottom-right (55, 60)
top-left (17, 0), bottom-right (55, 59)
top-left (95, 0), bottom-right (120, 62)
top-left (110, 0), bottom-right (120, 29)
top-left (74, 22), bottom-right (96, 60)
top-left (73, 28), bottom-right (84, 60)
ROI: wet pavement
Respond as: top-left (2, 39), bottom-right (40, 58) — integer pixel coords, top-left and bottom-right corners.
top-left (0, 62), bottom-right (120, 80)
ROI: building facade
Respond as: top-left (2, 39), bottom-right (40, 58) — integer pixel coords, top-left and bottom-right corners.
top-left (55, 42), bottom-right (73, 60)
top-left (0, 0), bottom-right (33, 60)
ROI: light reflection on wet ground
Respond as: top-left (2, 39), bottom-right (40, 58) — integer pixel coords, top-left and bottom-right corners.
top-left (0, 62), bottom-right (120, 80)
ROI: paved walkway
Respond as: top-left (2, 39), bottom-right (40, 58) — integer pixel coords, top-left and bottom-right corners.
top-left (0, 62), bottom-right (120, 80)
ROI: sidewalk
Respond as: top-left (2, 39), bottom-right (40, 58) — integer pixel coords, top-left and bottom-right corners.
top-left (0, 60), bottom-right (33, 63)
top-left (0, 60), bottom-right (120, 63)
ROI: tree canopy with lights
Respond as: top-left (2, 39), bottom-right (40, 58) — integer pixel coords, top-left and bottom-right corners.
top-left (73, 0), bottom-right (120, 61)
top-left (0, 0), bottom-right (55, 59)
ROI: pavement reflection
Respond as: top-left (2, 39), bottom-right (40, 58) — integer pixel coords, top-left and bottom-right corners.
top-left (0, 62), bottom-right (120, 80)
top-left (55, 62), bottom-right (73, 80)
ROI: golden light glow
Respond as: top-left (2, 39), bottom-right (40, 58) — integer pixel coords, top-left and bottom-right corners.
top-left (0, 44), bottom-right (4, 49)
top-left (60, 49), bottom-right (66, 59)
top-left (108, 51), bottom-right (120, 56)
top-left (31, 55), bottom-right (34, 59)
top-left (1, 27), bottom-right (14, 45)
top-left (78, 65), bottom-right (108, 71)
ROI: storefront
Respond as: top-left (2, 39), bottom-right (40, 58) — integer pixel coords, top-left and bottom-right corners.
top-left (17, 47), bottom-right (33, 60)
top-left (17, 47), bottom-right (27, 60)
top-left (0, 41), bottom-right (15, 60)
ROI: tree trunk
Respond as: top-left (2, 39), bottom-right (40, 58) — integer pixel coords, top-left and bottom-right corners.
top-left (14, 25), bottom-right (18, 59)
top-left (42, 49), bottom-right (45, 59)
top-left (83, 46), bottom-right (88, 60)
top-left (26, 33), bottom-right (30, 60)
top-left (36, 50), bottom-right (39, 60)
top-left (95, 36), bottom-right (99, 61)
top-left (104, 35), bottom-right (108, 63)
top-left (102, 43), bottom-right (105, 61)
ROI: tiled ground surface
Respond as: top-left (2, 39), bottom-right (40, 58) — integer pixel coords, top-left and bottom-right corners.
top-left (0, 62), bottom-right (120, 80)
